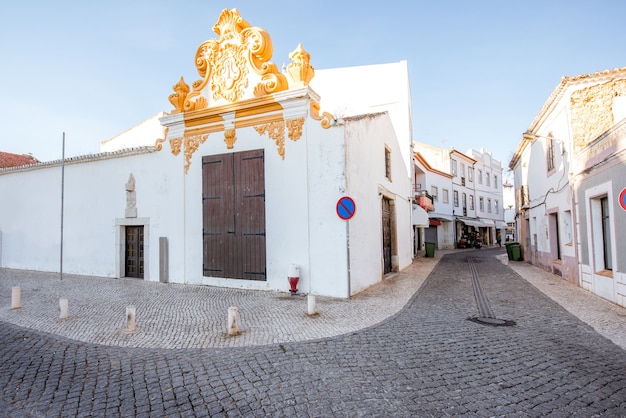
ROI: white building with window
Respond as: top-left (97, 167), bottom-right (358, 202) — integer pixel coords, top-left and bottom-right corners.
top-left (449, 149), bottom-right (482, 245)
top-left (413, 142), bottom-right (502, 249)
top-left (412, 150), bottom-right (454, 250)
top-left (510, 66), bottom-right (626, 308)
top-left (466, 148), bottom-right (506, 245)
top-left (502, 178), bottom-right (516, 241)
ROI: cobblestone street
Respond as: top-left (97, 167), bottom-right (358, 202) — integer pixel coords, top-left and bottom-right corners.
top-left (1, 248), bottom-right (625, 417)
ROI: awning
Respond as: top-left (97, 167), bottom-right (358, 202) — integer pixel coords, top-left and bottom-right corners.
top-left (412, 204), bottom-right (429, 226)
top-left (495, 221), bottom-right (507, 229)
top-left (428, 213), bottom-right (454, 222)
top-left (459, 218), bottom-right (483, 228)
top-left (480, 219), bottom-right (495, 227)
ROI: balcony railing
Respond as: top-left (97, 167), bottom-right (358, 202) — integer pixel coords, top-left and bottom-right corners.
top-left (414, 189), bottom-right (435, 212)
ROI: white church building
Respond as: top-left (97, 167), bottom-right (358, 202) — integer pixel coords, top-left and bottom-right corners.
top-left (0, 8), bottom-right (415, 299)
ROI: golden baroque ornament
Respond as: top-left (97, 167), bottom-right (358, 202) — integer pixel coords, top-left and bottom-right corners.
top-left (154, 128), bottom-right (169, 151)
top-left (310, 100), bottom-right (333, 129)
top-left (170, 138), bottom-right (183, 156)
top-left (286, 118), bottom-right (304, 141)
top-left (211, 42), bottom-right (249, 103)
top-left (255, 121), bottom-right (286, 159)
top-left (224, 129), bottom-right (237, 149)
top-left (168, 77), bottom-right (190, 113)
top-left (168, 8), bottom-right (292, 113)
top-left (286, 44), bottom-right (315, 87)
top-left (183, 134), bottom-right (209, 174)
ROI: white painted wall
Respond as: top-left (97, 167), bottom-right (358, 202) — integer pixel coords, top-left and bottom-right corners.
top-left (0, 148), bottom-right (183, 278)
top-left (344, 113), bottom-right (412, 294)
top-left (311, 61), bottom-right (413, 176)
top-left (522, 104), bottom-right (574, 260)
top-left (100, 113), bottom-right (166, 152)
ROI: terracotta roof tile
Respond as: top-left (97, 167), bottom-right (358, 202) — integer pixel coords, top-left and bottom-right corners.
top-left (0, 151), bottom-right (40, 168)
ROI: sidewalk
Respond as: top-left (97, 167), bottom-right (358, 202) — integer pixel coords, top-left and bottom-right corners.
top-left (0, 254), bottom-right (441, 349)
top-left (498, 253), bottom-right (626, 351)
top-left (1, 249), bottom-right (625, 351)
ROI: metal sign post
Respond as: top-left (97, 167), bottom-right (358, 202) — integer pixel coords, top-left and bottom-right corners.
top-left (60, 132), bottom-right (65, 280)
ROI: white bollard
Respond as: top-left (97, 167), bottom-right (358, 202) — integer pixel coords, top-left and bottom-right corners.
top-left (228, 306), bottom-right (239, 335)
top-left (126, 306), bottom-right (136, 332)
top-left (307, 294), bottom-right (317, 315)
top-left (11, 287), bottom-right (20, 309)
top-left (59, 297), bottom-right (69, 319)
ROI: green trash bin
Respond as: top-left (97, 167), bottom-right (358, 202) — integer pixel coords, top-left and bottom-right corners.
top-left (509, 243), bottom-right (521, 261)
top-left (504, 242), bottom-right (516, 260)
top-left (425, 242), bottom-right (435, 258)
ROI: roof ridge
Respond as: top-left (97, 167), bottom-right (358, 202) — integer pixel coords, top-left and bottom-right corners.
top-left (0, 146), bottom-right (157, 174)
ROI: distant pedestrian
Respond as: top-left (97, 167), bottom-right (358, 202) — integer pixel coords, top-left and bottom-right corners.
top-left (496, 233), bottom-right (502, 247)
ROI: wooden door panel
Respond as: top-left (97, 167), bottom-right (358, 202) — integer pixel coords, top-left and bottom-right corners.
top-left (125, 225), bottom-right (144, 278)
top-left (382, 198), bottom-right (392, 274)
top-left (235, 150), bottom-right (266, 280)
top-left (202, 150), bottom-right (266, 280)
top-left (202, 154), bottom-right (233, 276)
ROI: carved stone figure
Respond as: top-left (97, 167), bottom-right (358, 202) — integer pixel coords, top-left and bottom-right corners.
top-left (125, 174), bottom-right (137, 218)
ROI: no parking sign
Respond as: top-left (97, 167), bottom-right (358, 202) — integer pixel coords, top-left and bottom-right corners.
top-left (336, 196), bottom-right (356, 220)
top-left (620, 187), bottom-right (626, 212)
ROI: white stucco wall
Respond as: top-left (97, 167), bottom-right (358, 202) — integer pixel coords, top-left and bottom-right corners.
top-left (523, 105), bottom-right (575, 261)
top-left (344, 113), bottom-right (412, 294)
top-left (0, 148), bottom-right (183, 278)
top-left (311, 61), bottom-right (413, 176)
top-left (100, 113), bottom-right (166, 153)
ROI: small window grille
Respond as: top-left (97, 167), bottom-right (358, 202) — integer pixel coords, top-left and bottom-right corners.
top-left (385, 147), bottom-right (392, 181)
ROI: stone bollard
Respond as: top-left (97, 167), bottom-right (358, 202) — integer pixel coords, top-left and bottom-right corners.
top-left (126, 306), bottom-right (136, 332)
top-left (307, 294), bottom-right (317, 315)
top-left (228, 306), bottom-right (239, 335)
top-left (11, 287), bottom-right (20, 309)
top-left (59, 297), bottom-right (69, 319)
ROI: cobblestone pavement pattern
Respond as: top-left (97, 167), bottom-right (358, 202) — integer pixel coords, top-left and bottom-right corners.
top-left (0, 248), bottom-right (625, 417)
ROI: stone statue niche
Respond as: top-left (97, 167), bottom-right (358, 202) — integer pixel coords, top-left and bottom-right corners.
top-left (125, 174), bottom-right (137, 218)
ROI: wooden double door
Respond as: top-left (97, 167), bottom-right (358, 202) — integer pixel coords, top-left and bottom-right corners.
top-left (202, 149), bottom-right (266, 281)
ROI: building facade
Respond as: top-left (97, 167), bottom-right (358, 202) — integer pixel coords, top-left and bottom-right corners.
top-left (449, 149), bottom-right (482, 245)
top-left (510, 66), bottom-right (626, 307)
top-left (502, 179), bottom-right (516, 241)
top-left (412, 151), bottom-right (453, 250)
top-left (412, 142), bottom-right (505, 249)
top-left (466, 148), bottom-right (507, 246)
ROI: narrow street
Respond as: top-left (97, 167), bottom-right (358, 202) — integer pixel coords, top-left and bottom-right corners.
top-left (1, 249), bottom-right (624, 417)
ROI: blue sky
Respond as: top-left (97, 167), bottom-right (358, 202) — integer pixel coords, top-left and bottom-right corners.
top-left (2, 0), bottom-right (625, 177)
